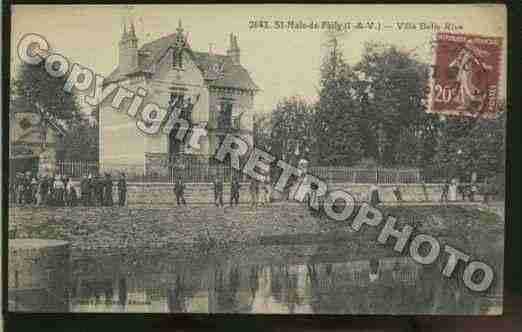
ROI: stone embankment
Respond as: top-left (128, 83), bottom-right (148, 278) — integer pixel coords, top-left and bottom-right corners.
top-left (9, 203), bottom-right (503, 259)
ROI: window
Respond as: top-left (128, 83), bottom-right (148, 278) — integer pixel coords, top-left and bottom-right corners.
top-left (218, 100), bottom-right (233, 130)
top-left (172, 48), bottom-right (183, 69)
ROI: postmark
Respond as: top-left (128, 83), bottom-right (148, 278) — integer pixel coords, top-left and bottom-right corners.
top-left (428, 32), bottom-right (503, 118)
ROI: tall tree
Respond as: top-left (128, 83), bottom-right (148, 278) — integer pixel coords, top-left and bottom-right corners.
top-left (270, 97), bottom-right (315, 164)
top-left (61, 117), bottom-right (99, 161)
top-left (314, 38), bottom-right (363, 166)
top-left (354, 42), bottom-right (432, 167)
top-left (432, 109), bottom-right (506, 183)
top-left (12, 62), bottom-right (98, 161)
top-left (12, 62), bottom-right (81, 124)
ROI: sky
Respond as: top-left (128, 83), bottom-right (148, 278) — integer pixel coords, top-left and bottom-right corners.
top-left (10, 4), bottom-right (506, 114)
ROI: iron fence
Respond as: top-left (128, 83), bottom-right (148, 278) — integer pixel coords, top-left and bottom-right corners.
top-left (55, 160), bottom-right (99, 178)
top-left (308, 167), bottom-right (421, 184)
top-left (53, 160), bottom-right (439, 184)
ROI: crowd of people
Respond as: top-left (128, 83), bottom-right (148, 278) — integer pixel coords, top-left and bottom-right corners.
top-left (10, 171), bottom-right (128, 207)
top-left (10, 170), bottom-right (497, 208)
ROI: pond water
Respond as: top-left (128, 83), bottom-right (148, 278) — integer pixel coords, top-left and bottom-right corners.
top-left (69, 242), bottom-right (502, 315)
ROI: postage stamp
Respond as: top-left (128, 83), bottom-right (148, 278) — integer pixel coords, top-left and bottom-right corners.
top-left (428, 32), bottom-right (503, 118)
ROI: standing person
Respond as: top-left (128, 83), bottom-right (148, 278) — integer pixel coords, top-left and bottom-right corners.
top-left (87, 174), bottom-right (94, 206)
top-left (260, 177), bottom-right (271, 206)
top-left (369, 184), bottom-right (380, 207)
top-left (30, 177), bottom-right (39, 205)
top-left (53, 175), bottom-right (65, 206)
top-left (249, 178), bottom-right (259, 209)
top-left (10, 174), bottom-right (18, 205)
top-left (16, 173), bottom-right (24, 205)
top-left (392, 186), bottom-right (403, 203)
top-left (458, 182), bottom-right (467, 201)
top-left (440, 179), bottom-right (450, 203)
top-left (80, 175), bottom-right (88, 206)
top-left (93, 174), bottom-right (104, 206)
top-left (23, 172), bottom-right (32, 205)
top-left (213, 175), bottom-right (224, 207)
top-left (118, 173), bottom-right (127, 207)
top-left (306, 182), bottom-right (319, 214)
top-left (63, 177), bottom-right (71, 206)
top-left (469, 181), bottom-right (477, 202)
top-left (39, 175), bottom-right (49, 206)
top-left (17, 173), bottom-right (25, 205)
top-left (104, 173), bottom-right (114, 206)
top-left (68, 181), bottom-right (78, 207)
top-left (230, 176), bottom-right (241, 207)
top-left (449, 178), bottom-right (458, 202)
top-left (48, 174), bottom-right (56, 205)
top-left (174, 177), bottom-right (186, 206)
top-left (483, 178), bottom-right (494, 204)
top-left (421, 180), bottom-right (429, 202)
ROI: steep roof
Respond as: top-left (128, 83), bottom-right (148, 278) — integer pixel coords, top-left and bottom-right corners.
top-left (106, 33), bottom-right (259, 91)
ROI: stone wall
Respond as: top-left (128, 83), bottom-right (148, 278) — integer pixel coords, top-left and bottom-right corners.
top-left (124, 182), bottom-right (252, 205)
top-left (69, 182), bottom-right (487, 205)
top-left (327, 183), bottom-right (448, 202)
top-left (8, 239), bottom-right (71, 312)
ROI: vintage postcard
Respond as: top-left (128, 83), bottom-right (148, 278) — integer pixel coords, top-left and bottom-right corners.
top-left (6, 4), bottom-right (506, 315)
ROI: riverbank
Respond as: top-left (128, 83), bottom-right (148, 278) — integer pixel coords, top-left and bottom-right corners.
top-left (9, 203), bottom-right (504, 258)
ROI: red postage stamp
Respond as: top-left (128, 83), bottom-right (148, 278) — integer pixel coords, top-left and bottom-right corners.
top-left (428, 32), bottom-right (503, 118)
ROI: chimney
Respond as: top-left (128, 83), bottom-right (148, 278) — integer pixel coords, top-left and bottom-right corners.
top-left (227, 33), bottom-right (240, 65)
top-left (119, 18), bottom-right (139, 72)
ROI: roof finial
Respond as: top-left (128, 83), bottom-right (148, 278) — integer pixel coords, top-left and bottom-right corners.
top-left (129, 20), bottom-right (136, 38)
top-left (121, 15), bottom-right (128, 37)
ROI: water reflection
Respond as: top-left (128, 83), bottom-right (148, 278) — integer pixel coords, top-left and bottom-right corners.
top-left (70, 243), bottom-right (501, 314)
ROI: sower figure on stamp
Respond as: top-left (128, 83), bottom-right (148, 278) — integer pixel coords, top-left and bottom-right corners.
top-left (118, 173), bottom-right (127, 207)
top-left (174, 176), bottom-right (186, 206)
top-left (213, 174), bottom-right (224, 207)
